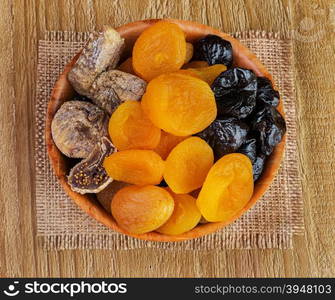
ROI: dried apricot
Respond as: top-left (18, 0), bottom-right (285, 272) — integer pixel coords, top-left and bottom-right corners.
top-left (187, 64), bottom-right (227, 85)
top-left (157, 190), bottom-right (201, 235)
top-left (154, 131), bottom-right (188, 160)
top-left (182, 60), bottom-right (209, 69)
top-left (117, 57), bottom-right (135, 75)
top-left (141, 72), bottom-right (217, 136)
top-left (132, 21), bottom-right (187, 81)
top-left (103, 150), bottom-right (164, 185)
top-left (111, 185), bottom-right (174, 234)
top-left (196, 153), bottom-right (254, 222)
top-left (172, 69), bottom-right (201, 79)
top-left (164, 137), bottom-right (214, 194)
top-left (108, 101), bottom-right (161, 150)
top-left (97, 181), bottom-right (130, 213)
top-left (184, 43), bottom-right (194, 64)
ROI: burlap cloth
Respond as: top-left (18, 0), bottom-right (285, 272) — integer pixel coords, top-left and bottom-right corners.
top-left (35, 30), bottom-right (303, 250)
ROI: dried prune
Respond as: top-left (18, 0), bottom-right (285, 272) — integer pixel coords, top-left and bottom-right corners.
top-left (237, 138), bottom-right (269, 181)
top-left (238, 138), bottom-right (257, 163)
top-left (256, 77), bottom-right (280, 107)
top-left (212, 68), bottom-right (257, 119)
top-left (158, 179), bottom-right (168, 187)
top-left (253, 154), bottom-right (266, 181)
top-left (193, 35), bottom-right (233, 67)
top-left (250, 105), bottom-right (286, 156)
top-left (197, 118), bottom-right (249, 159)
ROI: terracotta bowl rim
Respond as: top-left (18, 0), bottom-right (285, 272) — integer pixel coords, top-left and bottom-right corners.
top-left (45, 18), bottom-right (286, 242)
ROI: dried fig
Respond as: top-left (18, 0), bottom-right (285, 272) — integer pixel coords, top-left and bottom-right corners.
top-left (51, 100), bottom-right (108, 158)
top-left (88, 70), bottom-right (147, 114)
top-left (68, 137), bottom-right (116, 194)
top-left (68, 26), bottom-right (125, 96)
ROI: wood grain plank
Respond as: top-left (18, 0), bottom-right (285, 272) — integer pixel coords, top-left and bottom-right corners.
top-left (0, 0), bottom-right (24, 277)
top-left (289, 0), bottom-right (335, 277)
top-left (0, 0), bottom-right (15, 277)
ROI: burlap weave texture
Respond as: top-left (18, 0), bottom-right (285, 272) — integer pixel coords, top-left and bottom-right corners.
top-left (35, 31), bottom-right (303, 250)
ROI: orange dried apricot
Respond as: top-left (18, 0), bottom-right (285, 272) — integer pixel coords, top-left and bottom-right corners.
top-left (187, 64), bottom-right (227, 85)
top-left (184, 43), bottom-right (194, 64)
top-left (133, 21), bottom-right (187, 81)
top-left (174, 65), bottom-right (227, 85)
top-left (157, 190), bottom-right (201, 235)
top-left (141, 72), bottom-right (217, 136)
top-left (111, 185), bottom-right (174, 234)
top-left (108, 101), bottom-right (161, 150)
top-left (172, 69), bottom-right (200, 79)
top-left (183, 60), bottom-right (209, 69)
top-left (196, 153), bottom-right (254, 222)
top-left (117, 57), bottom-right (135, 75)
top-left (164, 137), bottom-right (214, 194)
top-left (103, 150), bottom-right (164, 185)
top-left (97, 181), bottom-right (130, 213)
top-left (154, 131), bottom-right (188, 160)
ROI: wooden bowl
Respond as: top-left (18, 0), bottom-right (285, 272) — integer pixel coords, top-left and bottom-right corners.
top-left (46, 19), bottom-right (286, 242)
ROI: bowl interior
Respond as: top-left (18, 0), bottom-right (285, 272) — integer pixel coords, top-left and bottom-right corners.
top-left (46, 19), bottom-right (286, 242)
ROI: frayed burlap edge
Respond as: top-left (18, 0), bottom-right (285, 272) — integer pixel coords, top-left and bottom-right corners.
top-left (37, 232), bottom-right (293, 250)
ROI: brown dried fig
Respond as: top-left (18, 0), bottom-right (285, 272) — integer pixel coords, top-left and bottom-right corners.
top-left (68, 137), bottom-right (116, 194)
top-left (68, 26), bottom-right (125, 96)
top-left (88, 70), bottom-right (147, 114)
top-left (51, 100), bottom-right (108, 158)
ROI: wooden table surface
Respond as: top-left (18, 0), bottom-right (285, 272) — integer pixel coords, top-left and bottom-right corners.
top-left (0, 0), bottom-right (334, 278)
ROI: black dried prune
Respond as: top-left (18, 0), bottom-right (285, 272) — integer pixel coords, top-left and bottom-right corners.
top-left (238, 137), bottom-right (267, 181)
top-left (253, 154), bottom-right (266, 181)
top-left (158, 179), bottom-right (168, 187)
top-left (238, 138), bottom-right (257, 163)
top-left (256, 77), bottom-right (280, 107)
top-left (193, 34), bottom-right (233, 67)
top-left (251, 105), bottom-right (286, 156)
top-left (211, 68), bottom-right (257, 119)
top-left (197, 117), bottom-right (249, 159)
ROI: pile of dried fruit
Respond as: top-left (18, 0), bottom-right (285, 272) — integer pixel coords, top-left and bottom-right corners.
top-left (51, 21), bottom-right (286, 236)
